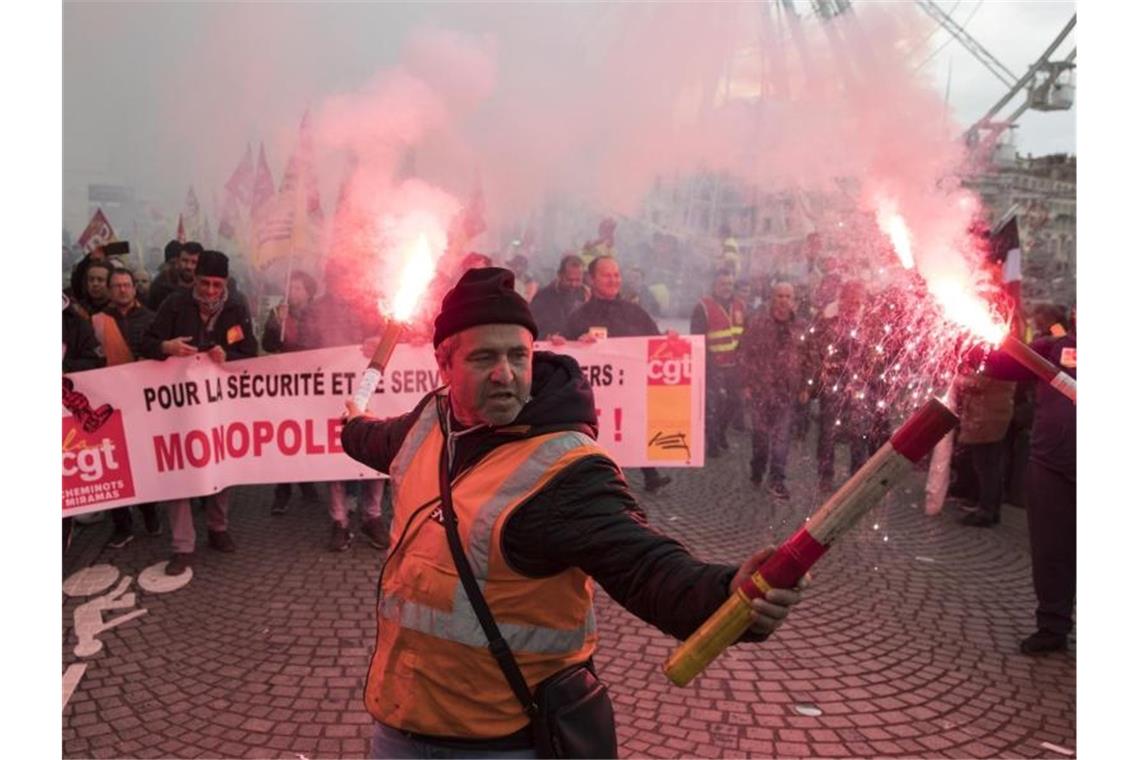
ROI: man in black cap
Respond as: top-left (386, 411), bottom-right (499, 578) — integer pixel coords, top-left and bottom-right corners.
top-left (143, 249), bottom-right (258, 575)
top-left (340, 267), bottom-right (805, 757)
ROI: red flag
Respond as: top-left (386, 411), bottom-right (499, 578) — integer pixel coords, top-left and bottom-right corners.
top-left (77, 209), bottom-right (116, 253)
top-left (176, 214), bottom-right (186, 243)
top-left (219, 144), bottom-right (254, 241)
top-left (224, 143), bottom-right (255, 206)
top-left (250, 143), bottom-right (275, 221)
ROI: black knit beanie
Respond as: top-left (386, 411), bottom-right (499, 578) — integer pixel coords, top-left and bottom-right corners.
top-left (195, 250), bottom-right (230, 279)
top-left (433, 267), bottom-right (538, 348)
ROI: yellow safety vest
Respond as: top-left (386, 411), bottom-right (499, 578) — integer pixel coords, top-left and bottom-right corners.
top-left (701, 296), bottom-right (746, 367)
top-left (365, 393), bottom-right (607, 737)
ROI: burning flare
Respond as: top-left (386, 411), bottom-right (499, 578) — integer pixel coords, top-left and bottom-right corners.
top-left (926, 280), bottom-right (1007, 346)
top-left (390, 233), bottom-right (435, 323)
top-left (873, 201), bottom-right (1006, 347)
top-left (875, 199), bottom-right (914, 270)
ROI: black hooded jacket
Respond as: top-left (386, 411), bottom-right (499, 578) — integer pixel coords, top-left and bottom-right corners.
top-left (342, 350), bottom-right (753, 642)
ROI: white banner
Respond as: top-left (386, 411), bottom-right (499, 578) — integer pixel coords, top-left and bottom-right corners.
top-left (62, 336), bottom-right (705, 516)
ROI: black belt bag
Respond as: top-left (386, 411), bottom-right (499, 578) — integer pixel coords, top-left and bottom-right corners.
top-left (435, 402), bottom-right (617, 758)
top-left (532, 662), bottom-right (618, 758)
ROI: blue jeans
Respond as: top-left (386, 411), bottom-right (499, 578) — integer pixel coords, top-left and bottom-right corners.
top-left (370, 722), bottom-right (537, 759)
top-left (750, 399), bottom-right (793, 484)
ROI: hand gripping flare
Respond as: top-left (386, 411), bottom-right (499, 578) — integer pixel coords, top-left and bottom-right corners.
top-left (663, 397), bottom-right (959, 686)
top-left (352, 320), bottom-right (405, 411)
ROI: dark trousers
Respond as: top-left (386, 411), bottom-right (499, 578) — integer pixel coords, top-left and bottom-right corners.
top-left (707, 364), bottom-right (742, 449)
top-left (274, 482), bottom-right (319, 502)
top-left (750, 399), bottom-right (794, 484)
top-left (965, 440), bottom-right (1005, 521)
top-left (816, 394), bottom-right (870, 481)
top-left (110, 503), bottom-right (158, 533)
top-left (1025, 461), bottom-right (1076, 636)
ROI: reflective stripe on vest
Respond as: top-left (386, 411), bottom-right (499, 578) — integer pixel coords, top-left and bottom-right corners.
top-left (381, 425), bottom-right (599, 654)
top-left (701, 297), bottom-right (745, 363)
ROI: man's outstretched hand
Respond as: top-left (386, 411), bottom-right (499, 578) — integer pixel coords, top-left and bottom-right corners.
top-left (730, 545), bottom-right (810, 637)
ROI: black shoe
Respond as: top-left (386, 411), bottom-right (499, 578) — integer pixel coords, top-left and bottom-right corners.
top-left (645, 475), bottom-right (673, 493)
top-left (107, 530), bottom-right (134, 549)
top-left (207, 530), bottom-right (237, 553)
top-left (328, 524), bottom-right (353, 552)
top-left (270, 495), bottom-right (289, 516)
top-left (1020, 630), bottom-right (1068, 655)
top-left (360, 519), bottom-right (389, 551)
top-left (165, 553), bottom-right (192, 576)
top-left (767, 482), bottom-right (790, 500)
top-left (716, 436), bottom-right (730, 451)
top-left (142, 509), bottom-right (161, 536)
top-left (959, 512), bottom-right (996, 527)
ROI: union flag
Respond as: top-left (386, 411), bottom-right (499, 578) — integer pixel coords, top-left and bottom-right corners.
top-left (77, 209), bottom-right (116, 253)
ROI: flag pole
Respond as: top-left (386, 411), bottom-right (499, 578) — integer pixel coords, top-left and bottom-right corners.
top-left (279, 154), bottom-right (307, 344)
top-left (279, 244), bottom-right (296, 344)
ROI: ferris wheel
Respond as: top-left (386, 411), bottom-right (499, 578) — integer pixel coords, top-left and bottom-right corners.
top-left (910, 1), bottom-right (1075, 164)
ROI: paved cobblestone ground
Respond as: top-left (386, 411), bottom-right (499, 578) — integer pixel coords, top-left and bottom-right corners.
top-left (62, 426), bottom-right (1076, 758)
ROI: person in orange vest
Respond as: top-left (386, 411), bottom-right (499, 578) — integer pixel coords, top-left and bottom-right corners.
top-left (690, 268), bottom-right (746, 458)
top-left (341, 268), bottom-right (806, 758)
top-left (93, 268), bottom-right (161, 546)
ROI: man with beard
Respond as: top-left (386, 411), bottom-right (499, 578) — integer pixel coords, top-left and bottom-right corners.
top-left (339, 267), bottom-right (805, 757)
top-left (529, 253), bottom-right (589, 339)
top-left (142, 250), bottom-right (258, 575)
top-left (72, 260), bottom-right (114, 319)
top-left (146, 241), bottom-right (202, 310)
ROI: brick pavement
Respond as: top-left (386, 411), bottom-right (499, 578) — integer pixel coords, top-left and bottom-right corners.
top-left (62, 426), bottom-right (1076, 758)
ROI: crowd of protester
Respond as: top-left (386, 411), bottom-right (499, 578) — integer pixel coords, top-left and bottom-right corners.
top-left (62, 220), bottom-right (1075, 655)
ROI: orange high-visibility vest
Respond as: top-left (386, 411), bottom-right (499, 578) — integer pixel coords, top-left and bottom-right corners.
top-left (700, 296), bottom-right (746, 367)
top-left (365, 393), bottom-right (607, 738)
top-left (90, 312), bottom-right (135, 366)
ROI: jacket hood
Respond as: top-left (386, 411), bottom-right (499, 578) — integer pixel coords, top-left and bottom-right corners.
top-left (514, 350), bottom-right (598, 436)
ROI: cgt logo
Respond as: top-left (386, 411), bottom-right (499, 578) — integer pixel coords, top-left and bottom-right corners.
top-left (647, 338), bottom-right (692, 386)
top-left (63, 410), bottom-right (135, 510)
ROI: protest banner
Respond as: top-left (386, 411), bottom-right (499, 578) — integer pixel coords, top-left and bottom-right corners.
top-left (62, 336), bottom-right (705, 516)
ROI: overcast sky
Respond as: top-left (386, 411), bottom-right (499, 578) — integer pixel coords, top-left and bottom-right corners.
top-left (62, 1), bottom-right (1076, 233)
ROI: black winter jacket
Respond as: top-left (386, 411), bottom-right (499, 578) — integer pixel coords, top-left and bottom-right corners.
top-left (141, 288), bottom-right (259, 361)
top-left (342, 350), bottom-right (759, 642)
top-left (563, 297), bottom-right (660, 340)
top-left (529, 281), bottom-right (588, 339)
top-left (63, 304), bottom-right (104, 373)
top-left (99, 301), bottom-right (155, 359)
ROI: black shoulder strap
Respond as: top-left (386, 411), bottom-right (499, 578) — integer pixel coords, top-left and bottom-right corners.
top-left (435, 400), bottom-right (538, 718)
